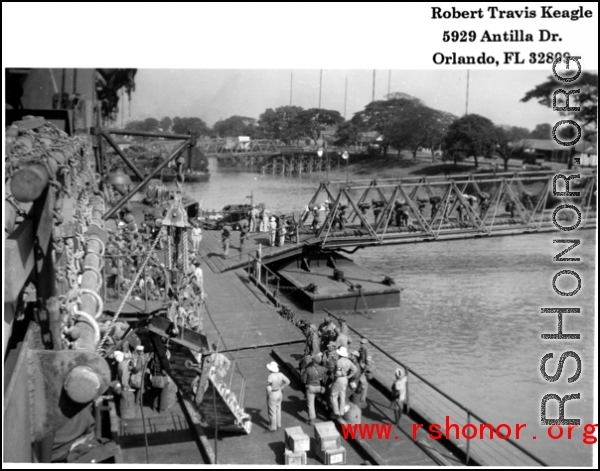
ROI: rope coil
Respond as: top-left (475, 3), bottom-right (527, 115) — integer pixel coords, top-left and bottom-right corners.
top-left (72, 307), bottom-right (101, 344)
top-left (78, 288), bottom-right (104, 319)
top-left (97, 225), bottom-right (166, 354)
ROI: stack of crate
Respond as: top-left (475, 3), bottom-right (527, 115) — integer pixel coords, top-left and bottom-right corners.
top-left (314, 421), bottom-right (346, 465)
top-left (284, 426), bottom-right (310, 465)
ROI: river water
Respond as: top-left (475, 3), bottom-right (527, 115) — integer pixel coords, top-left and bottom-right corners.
top-left (181, 162), bottom-right (597, 466)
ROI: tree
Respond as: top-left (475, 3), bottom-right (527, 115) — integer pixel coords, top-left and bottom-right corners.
top-left (386, 106), bottom-right (437, 159)
top-left (494, 126), bottom-right (531, 170)
top-left (424, 110), bottom-right (456, 162)
top-left (159, 116), bottom-right (172, 132)
top-left (172, 117), bottom-right (211, 136)
top-left (495, 127), bottom-right (528, 170)
top-left (334, 120), bottom-right (361, 148)
top-left (442, 114), bottom-right (496, 167)
top-left (258, 106), bottom-right (305, 144)
top-left (530, 123), bottom-right (552, 140)
top-left (521, 72), bottom-right (598, 168)
top-left (213, 115), bottom-right (258, 138)
top-left (352, 97), bottom-right (424, 157)
top-left (296, 108), bottom-right (344, 143)
top-left (143, 117), bottom-right (159, 133)
top-left (385, 107), bottom-right (456, 161)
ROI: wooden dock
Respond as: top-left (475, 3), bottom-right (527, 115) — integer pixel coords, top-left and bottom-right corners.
top-left (118, 401), bottom-right (205, 464)
top-left (155, 248), bottom-right (446, 466)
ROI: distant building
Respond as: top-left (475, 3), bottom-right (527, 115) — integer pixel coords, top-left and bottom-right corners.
top-left (511, 139), bottom-right (572, 164)
top-left (575, 143), bottom-right (597, 167)
top-left (511, 139), bottom-right (597, 167)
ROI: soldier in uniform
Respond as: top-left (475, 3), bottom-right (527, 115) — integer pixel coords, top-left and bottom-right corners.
top-left (221, 225), bottom-right (232, 257)
top-left (265, 361), bottom-right (290, 432)
top-left (329, 347), bottom-right (357, 420)
top-left (301, 356), bottom-right (327, 426)
top-left (237, 218), bottom-right (250, 251)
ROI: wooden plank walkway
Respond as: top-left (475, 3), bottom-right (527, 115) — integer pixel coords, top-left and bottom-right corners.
top-left (200, 268), bottom-right (304, 350)
top-left (119, 401), bottom-right (205, 464)
top-left (198, 228), bottom-right (317, 273)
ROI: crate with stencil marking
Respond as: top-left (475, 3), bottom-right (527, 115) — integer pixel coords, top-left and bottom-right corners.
top-left (284, 426), bottom-right (310, 452)
top-left (313, 422), bottom-right (341, 451)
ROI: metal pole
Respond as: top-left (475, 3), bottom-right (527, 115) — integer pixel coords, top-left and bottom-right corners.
top-left (121, 87), bottom-right (124, 129)
top-left (72, 68), bottom-right (77, 95)
top-left (346, 156), bottom-right (349, 185)
top-left (344, 76), bottom-right (348, 119)
top-left (101, 131), bottom-right (145, 180)
top-left (325, 146), bottom-right (329, 182)
top-left (372, 69), bottom-right (376, 102)
top-left (60, 69), bottom-right (66, 108)
top-left (465, 70), bottom-right (470, 115)
top-left (104, 139), bottom-right (191, 220)
top-left (388, 69), bottom-right (391, 97)
top-left (290, 70), bottom-right (293, 105)
top-left (319, 69), bottom-right (322, 108)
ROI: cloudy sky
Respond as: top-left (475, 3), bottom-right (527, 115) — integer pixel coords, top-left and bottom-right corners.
top-left (125, 69), bottom-right (563, 131)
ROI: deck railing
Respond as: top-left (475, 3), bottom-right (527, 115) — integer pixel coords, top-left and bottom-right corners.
top-left (322, 309), bottom-right (548, 467)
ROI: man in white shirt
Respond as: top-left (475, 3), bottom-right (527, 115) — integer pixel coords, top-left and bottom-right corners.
top-left (191, 222), bottom-right (203, 252)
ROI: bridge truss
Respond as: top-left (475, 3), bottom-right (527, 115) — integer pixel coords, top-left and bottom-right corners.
top-left (298, 171), bottom-right (597, 249)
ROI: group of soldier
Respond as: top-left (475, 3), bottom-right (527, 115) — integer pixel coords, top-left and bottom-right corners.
top-left (299, 315), bottom-right (375, 425)
top-left (220, 207), bottom-right (299, 257)
top-left (108, 336), bottom-right (178, 418)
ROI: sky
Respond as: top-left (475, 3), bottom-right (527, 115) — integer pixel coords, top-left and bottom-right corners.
top-left (124, 69), bottom-right (565, 131)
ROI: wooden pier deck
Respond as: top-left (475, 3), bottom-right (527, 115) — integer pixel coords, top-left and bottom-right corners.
top-left (200, 268), bottom-right (304, 350)
top-left (198, 228), bottom-right (318, 274)
top-left (160, 252), bottom-right (444, 465)
top-left (118, 401), bottom-right (205, 464)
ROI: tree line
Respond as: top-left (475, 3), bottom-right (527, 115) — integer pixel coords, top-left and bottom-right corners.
top-left (124, 72), bottom-right (596, 170)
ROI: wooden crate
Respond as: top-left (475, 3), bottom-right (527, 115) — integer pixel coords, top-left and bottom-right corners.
top-left (316, 445), bottom-right (346, 465)
top-left (313, 422), bottom-right (341, 451)
top-left (284, 448), bottom-right (307, 465)
top-left (284, 426), bottom-right (310, 452)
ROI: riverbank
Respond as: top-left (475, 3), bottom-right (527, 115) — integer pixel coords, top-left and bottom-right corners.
top-left (316, 150), bottom-right (569, 183)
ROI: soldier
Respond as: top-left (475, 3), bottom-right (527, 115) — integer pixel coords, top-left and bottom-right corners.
top-left (337, 205), bottom-right (347, 231)
top-left (334, 327), bottom-right (351, 349)
top-left (221, 224), bottom-right (232, 257)
top-left (322, 341), bottom-right (338, 386)
top-left (191, 222), bottom-right (203, 252)
top-left (238, 217), bottom-right (250, 251)
top-left (249, 205), bottom-right (259, 232)
top-left (310, 206), bottom-right (322, 232)
top-left (358, 338), bottom-right (369, 364)
top-left (266, 361), bottom-right (290, 432)
top-left (391, 368), bottom-right (408, 427)
top-left (329, 347), bottom-right (357, 420)
top-left (304, 324), bottom-right (320, 357)
top-left (318, 315), bottom-right (337, 351)
top-left (301, 356), bottom-right (327, 426)
top-left (429, 195), bottom-right (442, 220)
top-left (269, 217), bottom-right (277, 247)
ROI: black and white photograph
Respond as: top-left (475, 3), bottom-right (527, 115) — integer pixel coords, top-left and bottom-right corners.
top-left (3, 3), bottom-right (598, 468)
